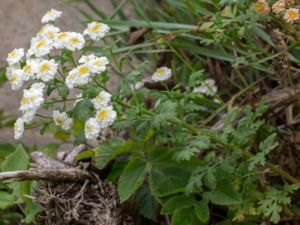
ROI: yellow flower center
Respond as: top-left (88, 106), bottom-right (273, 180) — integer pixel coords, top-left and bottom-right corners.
top-left (40, 63), bottom-right (50, 73)
top-left (56, 116), bottom-right (64, 125)
top-left (97, 109), bottom-right (108, 120)
top-left (156, 68), bottom-right (166, 76)
top-left (36, 40), bottom-right (46, 48)
top-left (78, 66), bottom-right (89, 76)
top-left (96, 96), bottom-right (104, 103)
top-left (288, 10), bottom-right (297, 19)
top-left (256, 3), bottom-right (264, 13)
top-left (21, 97), bottom-right (28, 105)
top-left (47, 31), bottom-right (54, 39)
top-left (24, 65), bottom-right (32, 73)
top-left (93, 60), bottom-right (104, 67)
top-left (70, 37), bottom-right (80, 45)
top-left (9, 50), bottom-right (18, 58)
top-left (10, 74), bottom-right (18, 82)
top-left (86, 124), bottom-right (95, 132)
top-left (58, 33), bottom-right (68, 40)
top-left (92, 23), bottom-right (102, 32)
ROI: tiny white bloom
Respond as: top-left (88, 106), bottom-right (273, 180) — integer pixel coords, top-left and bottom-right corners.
top-left (52, 110), bottom-right (73, 131)
top-left (91, 91), bottom-right (111, 110)
top-left (95, 106), bottom-right (117, 128)
top-left (41, 9), bottom-right (62, 24)
top-left (88, 56), bottom-right (109, 74)
top-left (65, 69), bottom-right (77, 89)
top-left (67, 65), bottom-right (91, 87)
top-left (38, 24), bottom-right (60, 41)
top-left (7, 48), bottom-right (24, 65)
top-left (152, 67), bottom-right (172, 82)
top-left (6, 68), bottom-right (24, 91)
top-left (78, 54), bottom-right (96, 64)
top-left (84, 117), bottom-right (101, 140)
top-left (22, 109), bottom-right (37, 124)
top-left (193, 79), bottom-right (218, 96)
top-left (54, 32), bottom-right (70, 49)
top-left (20, 84), bottom-right (45, 112)
top-left (65, 32), bottom-right (85, 51)
top-left (23, 59), bottom-right (40, 81)
top-left (14, 118), bottom-right (24, 140)
top-left (36, 59), bottom-right (58, 82)
top-left (84, 22), bottom-right (110, 41)
top-left (27, 37), bottom-right (53, 58)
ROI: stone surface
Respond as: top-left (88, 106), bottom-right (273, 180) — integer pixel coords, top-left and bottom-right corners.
top-left (0, 0), bottom-right (114, 148)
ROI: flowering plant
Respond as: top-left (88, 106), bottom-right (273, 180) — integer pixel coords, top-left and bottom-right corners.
top-left (3, 0), bottom-right (300, 224)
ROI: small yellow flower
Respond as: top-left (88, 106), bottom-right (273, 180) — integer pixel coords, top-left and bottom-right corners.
top-left (256, 0), bottom-right (270, 14)
top-left (283, 8), bottom-right (299, 23)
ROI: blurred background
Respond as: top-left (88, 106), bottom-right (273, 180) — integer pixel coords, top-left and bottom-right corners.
top-left (0, 0), bottom-right (113, 147)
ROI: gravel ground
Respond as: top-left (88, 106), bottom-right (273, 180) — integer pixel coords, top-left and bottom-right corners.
top-left (0, 0), bottom-right (113, 148)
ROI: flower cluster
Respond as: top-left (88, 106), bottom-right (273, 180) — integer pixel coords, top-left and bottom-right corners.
top-left (84, 91), bottom-right (116, 140)
top-left (255, 0), bottom-right (299, 24)
top-left (5, 9), bottom-right (112, 140)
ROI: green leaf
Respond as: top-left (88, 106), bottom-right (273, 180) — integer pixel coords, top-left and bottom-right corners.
top-left (0, 192), bottom-right (15, 209)
top-left (161, 195), bottom-right (196, 215)
top-left (203, 179), bottom-right (241, 206)
top-left (94, 138), bottom-right (126, 169)
top-left (171, 208), bottom-right (201, 225)
top-left (137, 185), bottom-right (157, 221)
top-left (1, 145), bottom-right (29, 172)
top-left (0, 144), bottom-right (15, 160)
top-left (75, 149), bottom-right (94, 161)
top-left (73, 100), bottom-right (94, 121)
top-left (118, 157), bottom-right (148, 203)
top-left (195, 199), bottom-right (210, 223)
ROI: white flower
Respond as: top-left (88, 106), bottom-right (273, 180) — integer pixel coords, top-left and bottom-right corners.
top-left (95, 106), bottom-right (117, 128)
top-left (65, 32), bottom-right (85, 51)
top-left (23, 59), bottom-right (40, 81)
top-left (20, 84), bottom-right (45, 112)
top-left (84, 117), bottom-right (101, 140)
top-left (78, 54), bottom-right (96, 64)
top-left (38, 24), bottom-right (60, 41)
top-left (54, 32), bottom-right (70, 49)
top-left (52, 110), bottom-right (73, 131)
top-left (83, 22), bottom-right (110, 41)
top-left (41, 9), bottom-right (62, 24)
top-left (193, 79), bottom-right (218, 96)
top-left (152, 67), bottom-right (172, 82)
top-left (66, 65), bottom-right (91, 88)
top-left (7, 48), bottom-right (24, 65)
top-left (91, 91), bottom-right (111, 109)
top-left (27, 37), bottom-right (53, 58)
top-left (6, 68), bottom-right (24, 91)
top-left (14, 118), bottom-right (24, 140)
top-left (88, 56), bottom-right (109, 74)
top-left (22, 109), bottom-right (37, 124)
top-left (36, 59), bottom-right (58, 82)
top-left (65, 69), bottom-right (77, 89)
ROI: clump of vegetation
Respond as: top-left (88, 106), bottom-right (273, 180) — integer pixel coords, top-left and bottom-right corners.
top-left (1, 0), bottom-right (300, 224)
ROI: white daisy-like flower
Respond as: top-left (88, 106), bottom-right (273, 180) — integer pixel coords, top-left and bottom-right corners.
top-left (284, 8), bottom-right (300, 23)
top-left (6, 68), bottom-right (24, 91)
top-left (7, 48), bottom-right (24, 65)
top-left (27, 37), bottom-right (53, 58)
top-left (54, 32), bottom-right (70, 49)
top-left (23, 59), bottom-right (40, 81)
top-left (152, 67), bottom-right (172, 82)
top-left (14, 118), bottom-right (24, 140)
top-left (41, 9), bottom-right (62, 24)
top-left (36, 59), bottom-right (58, 82)
top-left (65, 32), bottom-right (85, 51)
top-left (22, 109), bottom-right (37, 124)
top-left (193, 79), bottom-right (218, 96)
top-left (83, 22), bottom-right (110, 41)
top-left (84, 117), bottom-right (101, 140)
top-left (52, 110), bottom-right (73, 131)
top-left (91, 91), bottom-right (111, 110)
top-left (78, 54), bottom-right (96, 64)
top-left (65, 69), bottom-right (77, 89)
top-left (19, 84), bottom-right (45, 112)
top-left (95, 106), bottom-right (117, 128)
top-left (68, 64), bottom-right (91, 87)
top-left (38, 24), bottom-right (60, 41)
top-left (88, 56), bottom-right (109, 74)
